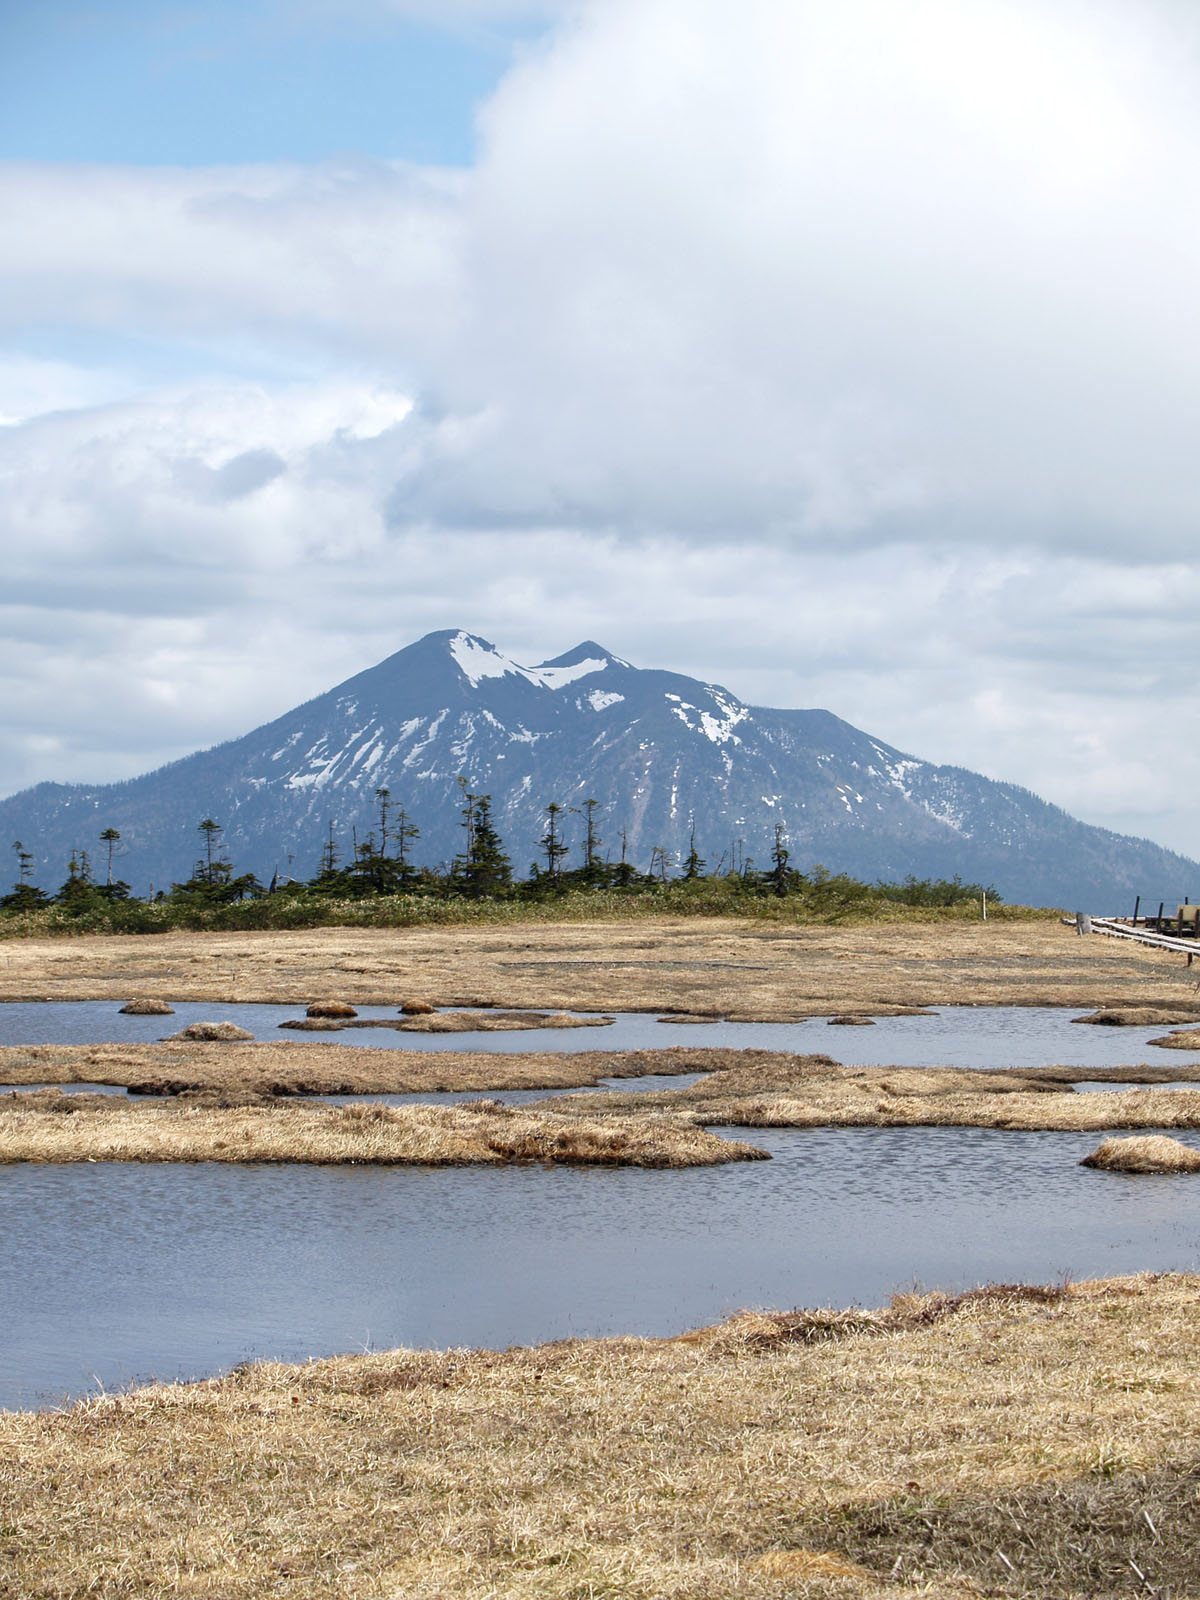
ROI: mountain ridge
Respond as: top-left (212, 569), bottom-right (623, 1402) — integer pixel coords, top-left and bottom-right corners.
top-left (1, 628), bottom-right (1194, 910)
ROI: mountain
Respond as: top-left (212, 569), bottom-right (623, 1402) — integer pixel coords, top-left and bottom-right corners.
top-left (1, 629), bottom-right (1194, 910)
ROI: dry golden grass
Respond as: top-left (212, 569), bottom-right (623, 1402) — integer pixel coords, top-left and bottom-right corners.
top-left (280, 1009), bottom-right (613, 1034)
top-left (539, 1053), bottom-right (1200, 1133)
top-left (0, 1092), bottom-right (761, 1167)
top-left (5, 1044), bottom-right (1200, 1134)
top-left (0, 1040), bottom-right (715, 1096)
top-left (1073, 1006), bottom-right (1200, 1027)
top-left (2, 1274), bottom-right (1198, 1597)
top-left (1148, 1028), bottom-right (1200, 1050)
top-left (1080, 1134), bottom-right (1200, 1173)
top-left (1, 916), bottom-right (1197, 1016)
top-left (163, 1020), bottom-right (255, 1041)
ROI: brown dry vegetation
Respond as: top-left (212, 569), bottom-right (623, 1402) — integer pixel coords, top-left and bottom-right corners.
top-left (0, 1041), bottom-right (715, 1096)
top-left (547, 1053), bottom-right (1200, 1133)
top-left (0, 1092), bottom-right (761, 1168)
top-left (1072, 1006), bottom-right (1200, 1027)
top-left (1148, 1027), bottom-right (1200, 1050)
top-left (2, 916), bottom-right (1199, 1016)
top-left (279, 1009), bottom-right (613, 1034)
top-left (1080, 1134), bottom-right (1200, 1173)
top-left (5, 1043), bottom-right (1200, 1132)
top-left (2, 1274), bottom-right (1199, 1598)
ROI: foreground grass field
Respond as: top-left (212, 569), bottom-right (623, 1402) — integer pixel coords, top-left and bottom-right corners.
top-left (2, 1275), bottom-right (1197, 1598)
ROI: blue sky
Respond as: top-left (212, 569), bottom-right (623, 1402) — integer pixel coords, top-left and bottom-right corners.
top-left (3, 0), bottom-right (1200, 866)
top-left (0, 1), bottom-right (536, 166)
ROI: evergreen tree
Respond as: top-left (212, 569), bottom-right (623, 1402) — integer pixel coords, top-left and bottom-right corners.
top-left (579, 798), bottom-right (604, 883)
top-left (539, 802), bottom-right (569, 890)
top-left (453, 790), bottom-right (511, 897)
top-left (611, 826), bottom-right (637, 887)
top-left (309, 821), bottom-right (353, 895)
top-left (93, 827), bottom-right (132, 900)
top-left (197, 819), bottom-right (230, 888)
top-left (172, 819), bottom-right (262, 903)
top-left (2, 841), bottom-right (50, 910)
top-left (649, 844), bottom-right (673, 882)
top-left (768, 823), bottom-right (792, 897)
top-left (682, 816), bottom-right (706, 880)
top-left (376, 788), bottom-right (392, 857)
top-left (393, 806), bottom-right (420, 887)
top-left (55, 849), bottom-right (96, 911)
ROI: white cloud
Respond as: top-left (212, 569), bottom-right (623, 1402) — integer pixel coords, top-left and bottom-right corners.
top-left (0, 159), bottom-right (465, 366)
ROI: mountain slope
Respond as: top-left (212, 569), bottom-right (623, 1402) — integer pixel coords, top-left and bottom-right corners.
top-left (1, 629), bottom-right (1194, 910)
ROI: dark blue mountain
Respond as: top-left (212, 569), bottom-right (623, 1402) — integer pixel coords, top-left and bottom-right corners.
top-left (1, 628), bottom-right (1194, 909)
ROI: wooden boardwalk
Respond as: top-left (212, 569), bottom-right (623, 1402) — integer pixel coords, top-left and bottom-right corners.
top-left (1081, 916), bottom-right (1200, 959)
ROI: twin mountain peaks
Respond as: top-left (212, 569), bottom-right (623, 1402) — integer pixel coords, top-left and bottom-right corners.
top-left (2, 628), bottom-right (1194, 908)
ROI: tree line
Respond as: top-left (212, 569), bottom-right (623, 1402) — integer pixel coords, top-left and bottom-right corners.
top-left (2, 782), bottom-right (1000, 921)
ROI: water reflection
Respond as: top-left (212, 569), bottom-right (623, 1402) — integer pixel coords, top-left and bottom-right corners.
top-left (4, 1124), bottom-right (1200, 1411)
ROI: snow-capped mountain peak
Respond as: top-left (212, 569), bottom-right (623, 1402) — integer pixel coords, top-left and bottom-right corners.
top-left (447, 632), bottom-right (629, 692)
top-left (1, 626), bottom-right (1195, 908)
top-left (447, 632), bottom-right (531, 688)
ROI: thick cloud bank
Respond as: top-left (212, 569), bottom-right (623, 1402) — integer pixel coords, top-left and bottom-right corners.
top-left (2, 0), bottom-right (1199, 860)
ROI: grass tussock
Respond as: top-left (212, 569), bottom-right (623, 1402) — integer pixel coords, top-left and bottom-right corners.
top-left (6, 1044), bottom-right (1200, 1133)
top-left (162, 1020), bottom-right (254, 1041)
top-left (1073, 1006), bottom-right (1200, 1026)
top-left (0, 1092), bottom-right (763, 1168)
top-left (0, 1041), bottom-right (717, 1097)
top-left (546, 1053), bottom-right (1200, 1133)
top-left (1080, 1134), bottom-right (1200, 1173)
top-left (279, 1009), bottom-right (613, 1034)
top-left (0, 917), bottom-right (1190, 1019)
top-left (2, 1274), bottom-right (1198, 1597)
top-left (1148, 1027), bottom-right (1200, 1050)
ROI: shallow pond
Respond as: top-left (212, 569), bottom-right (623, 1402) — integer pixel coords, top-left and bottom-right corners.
top-left (4, 1124), bottom-right (1200, 1411)
top-left (3, 1000), bottom-right (1200, 1069)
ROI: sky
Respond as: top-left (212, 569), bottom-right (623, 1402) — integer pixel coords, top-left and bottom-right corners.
top-left (2, 0), bottom-right (1200, 862)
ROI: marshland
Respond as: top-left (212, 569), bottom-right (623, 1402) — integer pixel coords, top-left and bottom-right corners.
top-left (5, 913), bottom-right (1200, 1596)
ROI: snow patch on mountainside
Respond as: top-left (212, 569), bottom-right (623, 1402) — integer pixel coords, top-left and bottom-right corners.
top-left (699, 705), bottom-right (747, 744)
top-left (402, 710), bottom-right (447, 768)
top-left (450, 632), bottom-right (616, 692)
top-left (885, 757), bottom-right (922, 795)
top-left (450, 633), bottom-right (528, 687)
top-left (534, 657), bottom-right (610, 689)
top-left (584, 690), bottom-right (624, 711)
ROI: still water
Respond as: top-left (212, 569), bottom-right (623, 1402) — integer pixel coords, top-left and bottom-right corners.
top-left (4, 1124), bottom-right (1200, 1411)
top-left (3, 1000), bottom-right (1200, 1068)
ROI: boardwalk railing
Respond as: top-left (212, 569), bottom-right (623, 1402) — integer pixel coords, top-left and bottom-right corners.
top-left (1075, 916), bottom-right (1200, 960)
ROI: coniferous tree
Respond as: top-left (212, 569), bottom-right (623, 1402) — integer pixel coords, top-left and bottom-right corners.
top-left (1, 841), bottom-right (50, 910)
top-left (768, 823), bottom-right (791, 897)
top-left (539, 802), bottom-right (569, 890)
top-left (393, 806), bottom-right (420, 887)
top-left (454, 790), bottom-right (511, 897)
top-left (95, 828), bottom-right (132, 900)
top-left (612, 826), bottom-right (637, 887)
top-left (579, 798), bottom-right (604, 884)
top-left (649, 845), bottom-right (673, 882)
top-left (309, 821), bottom-right (352, 895)
top-left (682, 816), bottom-right (706, 880)
top-left (172, 819), bottom-right (261, 903)
top-left (55, 849), bottom-right (96, 911)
